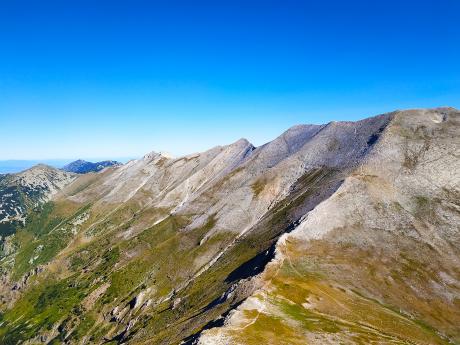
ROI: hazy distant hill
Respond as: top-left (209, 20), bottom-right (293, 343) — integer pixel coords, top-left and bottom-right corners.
top-left (0, 108), bottom-right (459, 345)
top-left (62, 159), bottom-right (121, 174)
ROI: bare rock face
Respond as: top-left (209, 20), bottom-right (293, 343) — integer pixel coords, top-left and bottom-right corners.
top-left (0, 108), bottom-right (459, 345)
top-left (199, 107), bottom-right (460, 345)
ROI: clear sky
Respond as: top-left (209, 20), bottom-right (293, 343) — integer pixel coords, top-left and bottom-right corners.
top-left (1, 0), bottom-right (459, 160)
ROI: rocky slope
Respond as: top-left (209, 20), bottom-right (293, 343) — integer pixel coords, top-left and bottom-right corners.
top-left (0, 108), bottom-right (458, 345)
top-left (200, 108), bottom-right (460, 345)
top-left (62, 160), bottom-right (121, 174)
top-left (0, 165), bottom-right (76, 240)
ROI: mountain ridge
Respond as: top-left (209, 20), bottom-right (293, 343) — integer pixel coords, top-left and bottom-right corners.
top-left (200, 107), bottom-right (460, 344)
top-left (0, 107), bottom-right (458, 345)
top-left (62, 159), bottom-right (121, 174)
top-left (0, 165), bottom-right (76, 239)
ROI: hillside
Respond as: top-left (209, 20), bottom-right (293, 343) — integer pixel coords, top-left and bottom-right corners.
top-left (0, 165), bottom-right (75, 241)
top-left (200, 108), bottom-right (460, 345)
top-left (0, 108), bottom-right (458, 345)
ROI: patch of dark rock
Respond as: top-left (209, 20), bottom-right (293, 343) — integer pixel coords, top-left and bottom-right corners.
top-left (128, 296), bottom-right (137, 309)
top-left (276, 217), bottom-right (301, 237)
top-left (182, 300), bottom-right (244, 345)
top-left (224, 243), bottom-right (276, 284)
top-left (203, 283), bottom-right (237, 313)
top-left (367, 133), bottom-right (380, 146)
top-left (367, 124), bottom-right (387, 147)
top-left (224, 217), bottom-right (301, 285)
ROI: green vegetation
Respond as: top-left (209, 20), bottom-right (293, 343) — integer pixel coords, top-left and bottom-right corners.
top-left (0, 275), bottom-right (90, 344)
top-left (251, 178), bottom-right (267, 197)
top-left (226, 250), bottom-right (452, 345)
top-left (11, 202), bottom-right (91, 279)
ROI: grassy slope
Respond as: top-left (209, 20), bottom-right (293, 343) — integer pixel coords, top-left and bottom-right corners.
top-left (0, 167), bottom-right (343, 344)
top-left (225, 237), bottom-right (456, 345)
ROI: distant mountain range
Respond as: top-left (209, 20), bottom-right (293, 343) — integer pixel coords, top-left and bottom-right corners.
top-left (0, 108), bottom-right (459, 344)
top-left (0, 158), bottom-right (131, 174)
top-left (61, 159), bottom-right (121, 174)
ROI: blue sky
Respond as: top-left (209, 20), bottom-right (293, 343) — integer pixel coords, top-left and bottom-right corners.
top-left (0, 0), bottom-right (459, 159)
